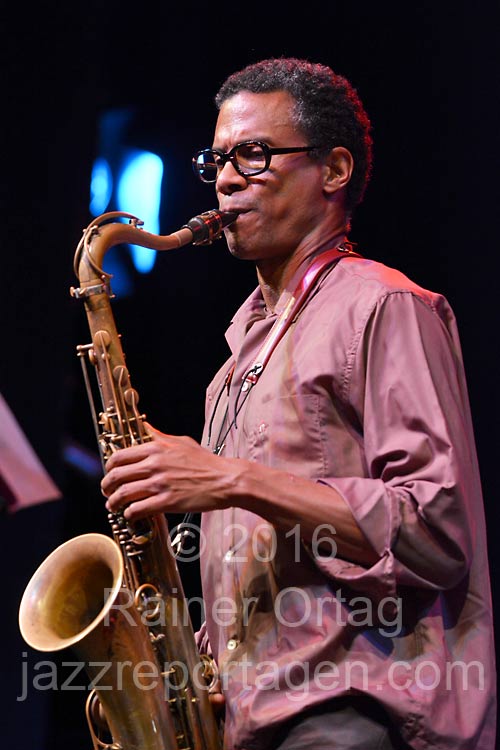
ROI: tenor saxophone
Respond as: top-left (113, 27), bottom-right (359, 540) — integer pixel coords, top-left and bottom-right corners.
top-left (19, 209), bottom-right (236, 750)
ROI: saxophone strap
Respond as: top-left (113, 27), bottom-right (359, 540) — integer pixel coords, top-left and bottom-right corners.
top-left (210, 243), bottom-right (362, 455)
top-left (241, 242), bottom-right (361, 390)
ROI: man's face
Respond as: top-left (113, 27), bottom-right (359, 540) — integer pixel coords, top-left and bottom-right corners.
top-left (213, 90), bottom-right (329, 264)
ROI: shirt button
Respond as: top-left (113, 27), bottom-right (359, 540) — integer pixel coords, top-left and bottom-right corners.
top-left (227, 638), bottom-right (239, 651)
top-left (224, 549), bottom-right (234, 561)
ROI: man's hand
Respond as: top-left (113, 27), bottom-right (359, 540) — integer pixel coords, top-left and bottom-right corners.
top-left (208, 678), bottom-right (226, 718)
top-left (101, 424), bottom-right (239, 521)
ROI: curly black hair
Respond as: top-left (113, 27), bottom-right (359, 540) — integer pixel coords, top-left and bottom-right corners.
top-left (215, 58), bottom-right (373, 213)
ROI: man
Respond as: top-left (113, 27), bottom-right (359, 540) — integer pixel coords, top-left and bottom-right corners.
top-left (102, 59), bottom-right (496, 749)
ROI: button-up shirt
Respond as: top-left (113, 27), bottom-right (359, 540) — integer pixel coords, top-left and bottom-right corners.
top-left (199, 255), bottom-right (496, 750)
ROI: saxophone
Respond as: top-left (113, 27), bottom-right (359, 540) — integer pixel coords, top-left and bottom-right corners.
top-left (19, 209), bottom-right (237, 750)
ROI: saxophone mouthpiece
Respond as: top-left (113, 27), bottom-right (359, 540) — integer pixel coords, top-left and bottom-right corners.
top-left (184, 209), bottom-right (238, 245)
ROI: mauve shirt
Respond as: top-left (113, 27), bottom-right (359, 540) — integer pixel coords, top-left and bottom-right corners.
top-left (198, 255), bottom-right (496, 750)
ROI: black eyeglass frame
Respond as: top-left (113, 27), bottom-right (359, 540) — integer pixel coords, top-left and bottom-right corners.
top-left (192, 140), bottom-right (320, 183)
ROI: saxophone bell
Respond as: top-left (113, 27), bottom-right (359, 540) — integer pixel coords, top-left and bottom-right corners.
top-left (19, 533), bottom-right (180, 750)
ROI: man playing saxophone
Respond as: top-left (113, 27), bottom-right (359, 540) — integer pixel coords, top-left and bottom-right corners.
top-left (101, 58), bottom-right (496, 750)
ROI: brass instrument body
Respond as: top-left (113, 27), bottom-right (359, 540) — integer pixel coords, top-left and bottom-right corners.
top-left (20, 210), bottom-right (236, 750)
top-left (19, 533), bottom-right (179, 750)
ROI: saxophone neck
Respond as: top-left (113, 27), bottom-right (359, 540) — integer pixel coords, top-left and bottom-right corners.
top-left (72, 208), bottom-right (237, 289)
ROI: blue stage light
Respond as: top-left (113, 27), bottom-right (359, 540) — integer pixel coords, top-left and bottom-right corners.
top-left (117, 150), bottom-right (164, 273)
top-left (89, 157), bottom-right (113, 216)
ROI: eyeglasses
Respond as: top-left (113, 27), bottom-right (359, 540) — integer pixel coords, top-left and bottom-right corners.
top-left (192, 140), bottom-right (319, 183)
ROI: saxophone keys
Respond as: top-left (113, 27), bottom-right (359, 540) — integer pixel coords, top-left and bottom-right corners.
top-left (93, 329), bottom-right (112, 351)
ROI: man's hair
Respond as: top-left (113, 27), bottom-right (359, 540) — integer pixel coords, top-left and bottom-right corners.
top-left (215, 58), bottom-right (373, 212)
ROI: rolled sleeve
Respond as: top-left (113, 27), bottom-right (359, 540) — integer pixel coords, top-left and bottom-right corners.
top-left (314, 291), bottom-right (476, 597)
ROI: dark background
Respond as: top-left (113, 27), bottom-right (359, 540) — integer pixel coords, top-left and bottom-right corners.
top-left (1, 2), bottom-right (498, 747)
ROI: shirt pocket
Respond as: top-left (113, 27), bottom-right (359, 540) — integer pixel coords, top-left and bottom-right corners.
top-left (243, 393), bottom-right (327, 478)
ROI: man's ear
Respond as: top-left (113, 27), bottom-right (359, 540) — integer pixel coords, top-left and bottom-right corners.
top-left (322, 147), bottom-right (354, 194)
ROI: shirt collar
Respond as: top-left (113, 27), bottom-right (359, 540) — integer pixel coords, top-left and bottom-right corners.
top-left (225, 236), bottom-right (348, 355)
